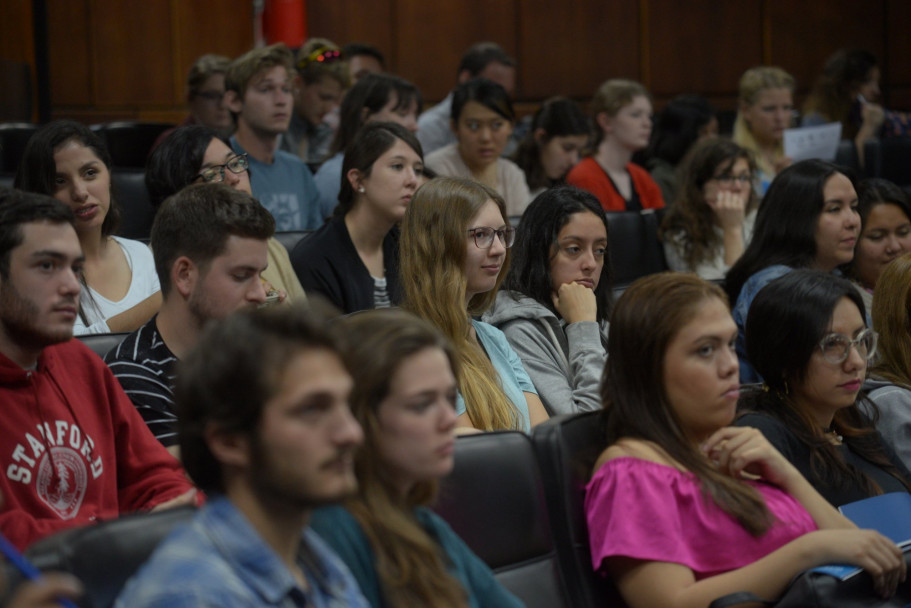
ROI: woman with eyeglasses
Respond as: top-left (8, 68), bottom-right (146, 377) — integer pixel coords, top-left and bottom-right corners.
top-left (425, 78), bottom-right (531, 217)
top-left (866, 253), bottom-right (911, 470)
top-left (15, 120), bottom-right (162, 334)
top-left (736, 270), bottom-right (911, 506)
top-left (291, 122), bottom-right (422, 314)
top-left (484, 186), bottom-right (611, 415)
top-left (588, 271), bottom-right (904, 606)
top-left (725, 159), bottom-right (860, 382)
top-left (400, 177), bottom-right (549, 432)
top-left (660, 138), bottom-right (759, 280)
top-left (146, 124), bottom-right (305, 304)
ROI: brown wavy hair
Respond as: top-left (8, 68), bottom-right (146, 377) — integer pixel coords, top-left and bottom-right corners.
top-left (872, 253), bottom-right (911, 390)
top-left (400, 177), bottom-right (521, 430)
top-left (334, 309), bottom-right (468, 607)
top-left (602, 272), bottom-right (774, 535)
top-left (659, 138), bottom-right (758, 270)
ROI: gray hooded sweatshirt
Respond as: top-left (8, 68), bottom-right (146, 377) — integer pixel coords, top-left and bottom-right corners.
top-left (483, 290), bottom-right (608, 416)
top-left (864, 377), bottom-right (911, 471)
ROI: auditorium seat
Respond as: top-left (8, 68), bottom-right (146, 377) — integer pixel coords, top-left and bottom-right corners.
top-left (111, 169), bottom-right (156, 241)
top-left (532, 412), bottom-right (628, 608)
top-left (274, 230), bottom-right (314, 254)
top-left (78, 332), bottom-right (130, 359)
top-left (605, 209), bottom-right (667, 288)
top-left (22, 506), bottom-right (195, 608)
top-left (434, 430), bottom-right (571, 608)
top-left (91, 122), bottom-right (173, 169)
top-left (870, 137), bottom-right (911, 187)
top-left (0, 122), bottom-right (38, 174)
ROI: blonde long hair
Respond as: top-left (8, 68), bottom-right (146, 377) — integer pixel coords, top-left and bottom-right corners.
top-left (334, 309), bottom-right (469, 608)
top-left (872, 253), bottom-right (911, 389)
top-left (400, 177), bottom-right (521, 430)
top-left (732, 66), bottom-right (795, 177)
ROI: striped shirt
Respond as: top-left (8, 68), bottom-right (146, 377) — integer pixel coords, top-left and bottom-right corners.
top-left (372, 276), bottom-right (391, 309)
top-left (104, 316), bottom-right (179, 447)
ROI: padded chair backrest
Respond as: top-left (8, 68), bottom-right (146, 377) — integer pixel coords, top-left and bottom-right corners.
top-left (91, 122), bottom-right (173, 169)
top-left (433, 431), bottom-right (570, 608)
top-left (0, 122), bottom-right (38, 174)
top-left (78, 332), bottom-right (130, 359)
top-left (24, 506), bottom-right (196, 608)
top-left (834, 139), bottom-right (860, 175)
top-left (532, 411), bottom-right (628, 608)
top-left (875, 137), bottom-right (911, 186)
top-left (606, 209), bottom-right (667, 287)
top-left (0, 173), bottom-right (14, 190)
top-left (274, 230), bottom-right (314, 254)
top-left (111, 169), bottom-right (155, 241)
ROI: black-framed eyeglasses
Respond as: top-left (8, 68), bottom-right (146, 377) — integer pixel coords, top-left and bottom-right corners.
top-left (817, 328), bottom-right (878, 365)
top-left (467, 226), bottom-right (515, 249)
top-left (196, 154), bottom-right (249, 184)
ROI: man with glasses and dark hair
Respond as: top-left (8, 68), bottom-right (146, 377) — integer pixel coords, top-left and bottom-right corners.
top-left (224, 44), bottom-right (322, 231)
top-left (115, 305), bottom-right (368, 607)
top-left (0, 189), bottom-right (196, 550)
top-left (106, 184), bottom-right (275, 456)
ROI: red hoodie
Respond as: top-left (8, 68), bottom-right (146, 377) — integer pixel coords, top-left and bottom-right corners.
top-left (0, 338), bottom-right (194, 550)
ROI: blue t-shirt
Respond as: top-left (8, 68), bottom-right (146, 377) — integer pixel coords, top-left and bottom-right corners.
top-left (230, 136), bottom-right (323, 231)
top-left (456, 319), bottom-right (536, 432)
top-left (313, 151), bottom-right (344, 220)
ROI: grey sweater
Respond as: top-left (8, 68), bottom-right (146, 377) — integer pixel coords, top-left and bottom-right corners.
top-left (865, 377), bottom-right (911, 471)
top-left (483, 291), bottom-right (608, 416)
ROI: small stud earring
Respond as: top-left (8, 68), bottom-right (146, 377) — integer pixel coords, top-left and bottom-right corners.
top-left (358, 187), bottom-right (365, 193)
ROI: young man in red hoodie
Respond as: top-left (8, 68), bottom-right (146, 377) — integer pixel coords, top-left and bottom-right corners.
top-left (0, 189), bottom-right (195, 550)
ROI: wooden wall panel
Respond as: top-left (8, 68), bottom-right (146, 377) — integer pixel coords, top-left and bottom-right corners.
top-left (174, 0), bottom-right (255, 103)
top-left (0, 1), bottom-right (35, 64)
top-left (885, 0), bottom-right (911, 109)
top-left (47, 0), bottom-right (93, 107)
top-left (91, 0), bottom-right (174, 106)
top-left (0, 0), bottom-right (37, 121)
top-left (766, 0), bottom-right (885, 98)
top-left (518, 0), bottom-right (639, 101)
top-left (394, 0), bottom-right (517, 102)
top-left (307, 0), bottom-right (393, 71)
top-left (646, 0), bottom-right (762, 101)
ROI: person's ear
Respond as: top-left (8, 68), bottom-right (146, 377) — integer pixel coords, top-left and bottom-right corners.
top-left (346, 168), bottom-right (365, 194)
top-left (224, 90), bottom-right (243, 114)
top-left (205, 423), bottom-right (251, 470)
top-left (595, 111), bottom-right (612, 135)
top-left (172, 256), bottom-right (198, 299)
top-left (533, 127), bottom-right (548, 145)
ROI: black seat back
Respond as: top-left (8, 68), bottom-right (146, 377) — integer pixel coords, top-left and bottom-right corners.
top-left (110, 169), bottom-right (155, 241)
top-left (0, 122), bottom-right (38, 174)
top-left (77, 332), bottom-right (130, 359)
top-left (91, 122), bottom-right (173, 169)
top-left (274, 230), bottom-right (314, 254)
top-left (24, 506), bottom-right (195, 608)
top-left (606, 210), bottom-right (667, 288)
top-left (532, 412), bottom-right (628, 608)
top-left (433, 430), bottom-right (570, 607)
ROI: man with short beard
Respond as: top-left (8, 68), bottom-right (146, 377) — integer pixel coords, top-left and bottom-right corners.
top-left (0, 189), bottom-right (195, 550)
top-left (115, 306), bottom-right (368, 607)
top-left (106, 184), bottom-right (274, 456)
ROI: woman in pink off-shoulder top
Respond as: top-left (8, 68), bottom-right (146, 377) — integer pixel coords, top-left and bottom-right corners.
top-left (585, 272), bottom-right (904, 608)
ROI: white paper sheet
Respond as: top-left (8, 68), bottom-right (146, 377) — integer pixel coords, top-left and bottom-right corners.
top-left (783, 122), bottom-right (843, 162)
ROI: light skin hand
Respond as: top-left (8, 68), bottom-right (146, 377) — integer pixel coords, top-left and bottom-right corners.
top-left (701, 426), bottom-right (800, 487)
top-left (552, 281), bottom-right (597, 324)
top-left (150, 488), bottom-right (197, 512)
top-left (5, 573), bottom-right (83, 608)
top-left (104, 292), bottom-right (162, 333)
top-left (861, 102), bottom-right (886, 135)
top-left (706, 190), bottom-right (746, 231)
top-left (806, 529), bottom-right (905, 598)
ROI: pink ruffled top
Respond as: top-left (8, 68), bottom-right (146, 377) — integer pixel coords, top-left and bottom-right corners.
top-left (585, 457), bottom-right (817, 579)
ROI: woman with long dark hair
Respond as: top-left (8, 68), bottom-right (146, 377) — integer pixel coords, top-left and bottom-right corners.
top-left (484, 186), bottom-right (611, 415)
top-left (725, 159), bottom-right (860, 381)
top-left (736, 269), bottom-right (911, 506)
top-left (587, 272), bottom-right (903, 606)
top-left (15, 120), bottom-right (161, 334)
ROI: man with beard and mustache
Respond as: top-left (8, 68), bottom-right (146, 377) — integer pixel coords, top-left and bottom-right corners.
top-left (115, 306), bottom-right (369, 607)
top-left (0, 189), bottom-right (196, 550)
top-left (106, 183), bottom-right (274, 457)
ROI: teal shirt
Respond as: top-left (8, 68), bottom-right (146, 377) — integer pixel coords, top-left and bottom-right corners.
top-left (310, 505), bottom-right (525, 608)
